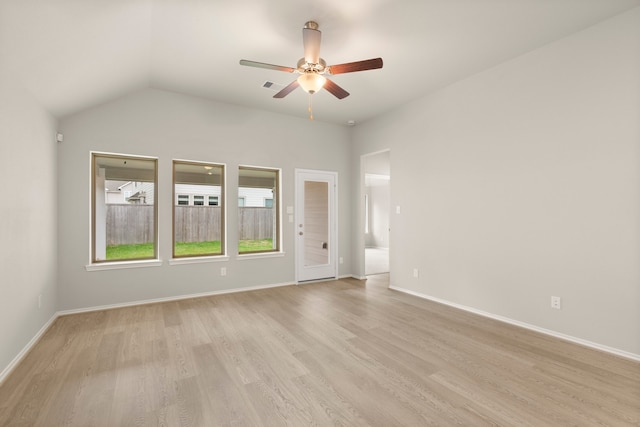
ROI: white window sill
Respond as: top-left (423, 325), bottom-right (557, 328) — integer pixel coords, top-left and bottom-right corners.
top-left (169, 256), bottom-right (230, 266)
top-left (237, 251), bottom-right (285, 261)
top-left (85, 259), bottom-right (163, 271)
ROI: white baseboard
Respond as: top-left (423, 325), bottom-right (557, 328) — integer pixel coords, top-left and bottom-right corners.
top-left (338, 274), bottom-right (366, 280)
top-left (298, 275), bottom-right (365, 283)
top-left (0, 313), bottom-right (58, 386)
top-left (389, 285), bottom-right (640, 362)
top-left (58, 281), bottom-right (294, 316)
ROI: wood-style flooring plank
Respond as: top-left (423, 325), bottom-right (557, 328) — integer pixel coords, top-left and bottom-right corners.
top-left (1, 274), bottom-right (639, 426)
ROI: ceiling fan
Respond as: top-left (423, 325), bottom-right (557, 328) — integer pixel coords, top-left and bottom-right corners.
top-left (240, 21), bottom-right (383, 118)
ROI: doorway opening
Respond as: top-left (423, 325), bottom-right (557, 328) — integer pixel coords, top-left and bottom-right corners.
top-left (362, 150), bottom-right (390, 276)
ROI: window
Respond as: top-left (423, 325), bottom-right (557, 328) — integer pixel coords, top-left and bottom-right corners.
top-left (238, 166), bottom-right (280, 254)
top-left (177, 195), bottom-right (189, 205)
top-left (91, 153), bottom-right (157, 262)
top-left (173, 161), bottom-right (225, 258)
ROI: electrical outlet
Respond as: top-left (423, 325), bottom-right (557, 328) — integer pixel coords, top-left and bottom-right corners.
top-left (220, 267), bottom-right (227, 276)
top-left (551, 296), bottom-right (561, 309)
top-left (339, 257), bottom-right (344, 264)
top-left (413, 268), bottom-right (419, 278)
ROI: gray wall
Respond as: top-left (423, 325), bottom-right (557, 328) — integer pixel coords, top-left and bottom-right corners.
top-left (351, 8), bottom-right (640, 355)
top-left (57, 88), bottom-right (352, 310)
top-left (365, 184), bottom-right (390, 249)
top-left (0, 69), bottom-right (58, 376)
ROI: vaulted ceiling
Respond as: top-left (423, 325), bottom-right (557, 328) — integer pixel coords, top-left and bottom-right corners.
top-left (1, 0), bottom-right (638, 125)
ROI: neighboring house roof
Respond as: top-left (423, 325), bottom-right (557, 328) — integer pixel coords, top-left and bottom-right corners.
top-left (126, 191), bottom-right (146, 202)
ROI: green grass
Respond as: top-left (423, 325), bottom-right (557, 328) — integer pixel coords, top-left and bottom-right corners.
top-left (106, 239), bottom-right (274, 260)
top-left (175, 240), bottom-right (222, 257)
top-left (106, 243), bottom-right (154, 260)
top-left (238, 239), bottom-right (274, 253)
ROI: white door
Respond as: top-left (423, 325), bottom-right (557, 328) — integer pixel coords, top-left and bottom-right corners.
top-left (295, 169), bottom-right (337, 282)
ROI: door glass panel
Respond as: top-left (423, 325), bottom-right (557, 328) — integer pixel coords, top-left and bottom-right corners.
top-left (304, 181), bottom-right (329, 266)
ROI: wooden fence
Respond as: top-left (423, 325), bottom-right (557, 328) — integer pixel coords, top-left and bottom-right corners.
top-left (238, 207), bottom-right (274, 240)
top-left (106, 205), bottom-right (273, 245)
top-left (106, 204), bottom-right (154, 246)
top-left (174, 206), bottom-right (222, 242)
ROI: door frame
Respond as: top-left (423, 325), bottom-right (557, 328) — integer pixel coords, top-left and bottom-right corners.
top-left (295, 168), bottom-right (338, 283)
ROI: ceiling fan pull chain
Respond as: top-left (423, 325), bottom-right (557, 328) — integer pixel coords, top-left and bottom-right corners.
top-left (308, 93), bottom-right (314, 121)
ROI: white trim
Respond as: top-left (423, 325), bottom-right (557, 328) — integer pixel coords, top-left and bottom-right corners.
top-left (362, 148), bottom-right (392, 158)
top-left (0, 313), bottom-right (58, 386)
top-left (297, 277), bottom-right (338, 285)
top-left (58, 281), bottom-right (293, 316)
top-left (169, 256), bottom-right (229, 265)
top-left (237, 251), bottom-right (285, 261)
top-left (364, 173), bottom-right (390, 181)
top-left (339, 274), bottom-right (366, 280)
top-left (389, 285), bottom-right (640, 362)
top-left (85, 259), bottom-right (163, 271)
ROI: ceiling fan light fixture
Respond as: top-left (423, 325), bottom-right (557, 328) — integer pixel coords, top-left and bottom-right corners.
top-left (297, 72), bottom-right (326, 94)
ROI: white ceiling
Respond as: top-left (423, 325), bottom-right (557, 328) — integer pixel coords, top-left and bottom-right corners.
top-left (1, 0), bottom-right (638, 125)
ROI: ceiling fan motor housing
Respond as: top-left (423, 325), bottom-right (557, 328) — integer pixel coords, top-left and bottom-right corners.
top-left (297, 57), bottom-right (326, 74)
top-left (304, 21), bottom-right (319, 30)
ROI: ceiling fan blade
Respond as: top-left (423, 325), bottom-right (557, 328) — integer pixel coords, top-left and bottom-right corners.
top-left (273, 80), bottom-right (300, 98)
top-left (303, 26), bottom-right (321, 64)
top-left (239, 59), bottom-right (295, 73)
top-left (323, 78), bottom-right (349, 99)
top-left (328, 58), bottom-right (383, 75)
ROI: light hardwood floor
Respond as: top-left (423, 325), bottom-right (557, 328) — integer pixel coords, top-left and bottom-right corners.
top-left (1, 274), bottom-right (639, 426)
